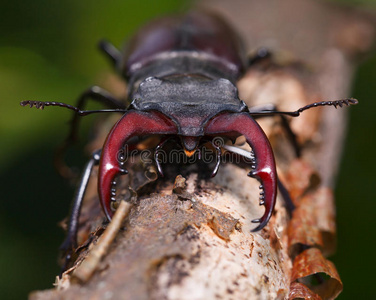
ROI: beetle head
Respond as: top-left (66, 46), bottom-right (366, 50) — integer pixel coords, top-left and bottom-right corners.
top-left (130, 75), bottom-right (247, 137)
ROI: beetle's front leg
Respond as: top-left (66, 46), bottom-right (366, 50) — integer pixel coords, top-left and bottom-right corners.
top-left (59, 149), bottom-right (101, 272)
top-left (55, 86), bottom-right (126, 178)
top-left (64, 86), bottom-right (126, 143)
top-left (205, 112), bottom-right (277, 231)
top-left (21, 89), bottom-right (126, 179)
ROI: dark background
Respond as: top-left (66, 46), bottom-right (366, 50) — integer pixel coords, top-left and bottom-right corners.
top-left (0, 0), bottom-right (375, 299)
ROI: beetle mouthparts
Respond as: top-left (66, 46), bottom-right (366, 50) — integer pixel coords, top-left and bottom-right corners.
top-left (184, 149), bottom-right (196, 157)
top-left (181, 136), bottom-right (200, 157)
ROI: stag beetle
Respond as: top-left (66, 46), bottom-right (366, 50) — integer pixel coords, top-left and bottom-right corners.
top-left (21, 11), bottom-right (357, 256)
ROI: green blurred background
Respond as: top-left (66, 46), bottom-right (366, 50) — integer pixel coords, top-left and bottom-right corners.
top-left (0, 0), bottom-right (375, 299)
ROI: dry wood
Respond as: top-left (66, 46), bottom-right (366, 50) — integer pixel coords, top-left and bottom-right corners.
top-left (30, 1), bottom-right (375, 299)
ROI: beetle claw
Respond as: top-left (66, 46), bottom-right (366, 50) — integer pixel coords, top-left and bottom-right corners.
top-left (99, 111), bottom-right (178, 220)
top-left (205, 112), bottom-right (277, 232)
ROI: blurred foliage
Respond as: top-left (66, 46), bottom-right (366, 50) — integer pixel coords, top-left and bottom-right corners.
top-left (334, 0), bottom-right (376, 5)
top-left (330, 2), bottom-right (376, 300)
top-left (333, 56), bottom-right (376, 299)
top-left (0, 0), bottom-right (374, 299)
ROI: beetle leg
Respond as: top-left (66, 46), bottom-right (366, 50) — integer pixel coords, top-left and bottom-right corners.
top-left (248, 104), bottom-right (301, 157)
top-left (21, 87), bottom-right (128, 179)
top-left (59, 149), bottom-right (101, 272)
top-left (21, 87), bottom-right (127, 179)
top-left (55, 86), bottom-right (126, 179)
top-left (248, 47), bottom-right (271, 66)
top-left (99, 111), bottom-right (178, 220)
top-left (205, 112), bottom-right (277, 231)
top-left (197, 148), bottom-right (202, 160)
top-left (98, 39), bottom-right (122, 67)
top-left (277, 178), bottom-right (295, 217)
top-left (154, 136), bottom-right (176, 177)
top-left (211, 139), bottom-right (222, 177)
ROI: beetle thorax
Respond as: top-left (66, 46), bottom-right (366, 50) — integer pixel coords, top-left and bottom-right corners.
top-left (130, 75), bottom-right (246, 136)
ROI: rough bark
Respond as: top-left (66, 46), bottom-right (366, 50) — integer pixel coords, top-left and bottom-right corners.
top-left (30, 1), bottom-right (375, 299)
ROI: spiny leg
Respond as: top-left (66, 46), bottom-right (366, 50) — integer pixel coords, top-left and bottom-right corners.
top-left (98, 39), bottom-right (121, 67)
top-left (59, 149), bottom-right (101, 273)
top-left (277, 178), bottom-right (295, 216)
top-left (21, 86), bottom-right (126, 178)
top-left (154, 136), bottom-right (176, 177)
top-left (56, 86), bottom-right (126, 178)
top-left (211, 139), bottom-right (222, 177)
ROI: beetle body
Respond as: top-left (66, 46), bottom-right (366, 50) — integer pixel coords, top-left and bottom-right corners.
top-left (122, 12), bottom-right (246, 86)
top-left (21, 11), bottom-right (357, 256)
top-left (99, 11), bottom-right (277, 229)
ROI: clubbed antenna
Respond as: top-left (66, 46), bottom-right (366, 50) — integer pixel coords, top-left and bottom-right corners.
top-left (20, 100), bottom-right (81, 113)
top-left (285, 98), bottom-right (358, 117)
top-left (249, 98), bottom-right (358, 118)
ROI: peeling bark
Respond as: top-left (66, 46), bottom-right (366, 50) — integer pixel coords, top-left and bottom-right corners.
top-left (30, 1), bottom-right (375, 299)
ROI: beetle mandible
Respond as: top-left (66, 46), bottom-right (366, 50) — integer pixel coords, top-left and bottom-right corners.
top-left (21, 11), bottom-right (357, 255)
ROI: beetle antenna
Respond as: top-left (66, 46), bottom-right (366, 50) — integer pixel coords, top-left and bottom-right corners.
top-left (20, 100), bottom-right (127, 116)
top-left (250, 98), bottom-right (358, 117)
top-left (284, 98), bottom-right (358, 117)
